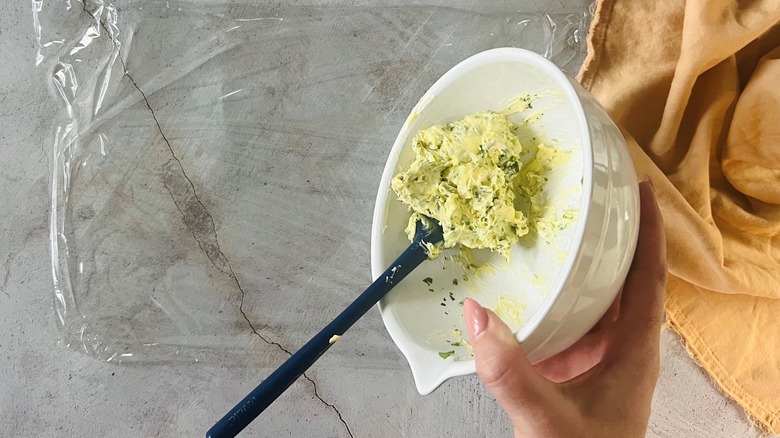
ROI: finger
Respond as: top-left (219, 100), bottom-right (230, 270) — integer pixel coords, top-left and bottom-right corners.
top-left (464, 299), bottom-right (553, 417)
top-left (615, 179), bottom-right (667, 343)
top-left (597, 178), bottom-right (665, 396)
top-left (533, 312), bottom-right (614, 383)
top-left (597, 285), bottom-right (622, 327)
top-left (532, 281), bottom-right (624, 383)
top-left (532, 332), bottom-right (609, 383)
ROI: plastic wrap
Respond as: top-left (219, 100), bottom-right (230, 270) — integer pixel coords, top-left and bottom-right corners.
top-left (34, 0), bottom-right (593, 363)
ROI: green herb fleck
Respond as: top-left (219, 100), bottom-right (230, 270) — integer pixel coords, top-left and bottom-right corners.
top-left (440, 302), bottom-right (446, 307)
top-left (428, 288), bottom-right (434, 292)
top-left (451, 341), bottom-right (461, 347)
top-left (423, 277), bottom-right (433, 286)
top-left (452, 279), bottom-right (458, 286)
top-left (438, 350), bottom-right (455, 360)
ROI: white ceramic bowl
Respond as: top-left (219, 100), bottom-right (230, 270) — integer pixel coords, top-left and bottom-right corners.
top-left (371, 48), bottom-right (639, 394)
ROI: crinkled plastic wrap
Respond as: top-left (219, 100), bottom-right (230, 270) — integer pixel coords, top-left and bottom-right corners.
top-left (34, 0), bottom-right (593, 363)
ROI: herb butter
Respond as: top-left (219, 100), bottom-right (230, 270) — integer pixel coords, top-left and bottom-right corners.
top-left (391, 112), bottom-right (529, 258)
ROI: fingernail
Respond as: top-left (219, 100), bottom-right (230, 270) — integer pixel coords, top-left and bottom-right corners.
top-left (464, 298), bottom-right (488, 338)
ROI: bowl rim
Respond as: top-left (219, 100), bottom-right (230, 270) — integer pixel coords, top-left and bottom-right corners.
top-left (370, 47), bottom-right (594, 370)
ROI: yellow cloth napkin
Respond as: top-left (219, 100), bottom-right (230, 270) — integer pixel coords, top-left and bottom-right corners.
top-left (578, 0), bottom-right (780, 433)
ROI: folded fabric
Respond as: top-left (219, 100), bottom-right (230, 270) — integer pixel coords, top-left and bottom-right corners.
top-left (578, 0), bottom-right (780, 433)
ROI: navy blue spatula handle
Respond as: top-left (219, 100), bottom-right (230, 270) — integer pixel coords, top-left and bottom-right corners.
top-left (207, 219), bottom-right (443, 438)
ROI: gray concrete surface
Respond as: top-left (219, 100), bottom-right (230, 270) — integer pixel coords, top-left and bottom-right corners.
top-left (0, 0), bottom-right (769, 436)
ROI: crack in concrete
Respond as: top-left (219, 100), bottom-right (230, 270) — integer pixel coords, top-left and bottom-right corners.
top-left (1, 252), bottom-right (14, 298)
top-left (237, 291), bottom-right (354, 437)
top-left (80, 5), bottom-right (354, 435)
top-left (1, 227), bottom-right (43, 298)
top-left (40, 139), bottom-right (50, 179)
top-left (304, 374), bottom-right (355, 438)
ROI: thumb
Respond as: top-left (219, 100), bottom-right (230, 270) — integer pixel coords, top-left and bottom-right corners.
top-left (464, 299), bottom-right (552, 417)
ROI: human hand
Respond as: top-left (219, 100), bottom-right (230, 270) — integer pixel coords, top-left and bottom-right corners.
top-left (463, 180), bottom-right (666, 438)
